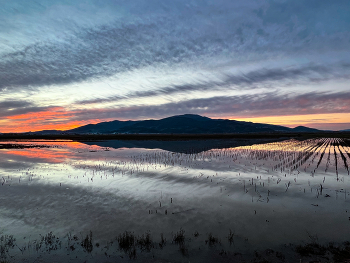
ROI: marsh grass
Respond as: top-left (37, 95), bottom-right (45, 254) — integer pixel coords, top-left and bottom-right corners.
top-left (0, 235), bottom-right (15, 259)
top-left (159, 233), bottom-right (166, 249)
top-left (173, 228), bottom-right (185, 245)
top-left (206, 233), bottom-right (220, 246)
top-left (81, 231), bottom-right (93, 253)
top-left (295, 240), bottom-right (350, 262)
top-left (117, 231), bottom-right (156, 259)
top-left (296, 243), bottom-right (326, 257)
top-left (227, 229), bottom-right (234, 245)
top-left (172, 228), bottom-right (189, 257)
top-left (137, 232), bottom-right (153, 252)
top-left (0, 230), bottom-right (350, 262)
top-left (117, 231), bottom-right (135, 253)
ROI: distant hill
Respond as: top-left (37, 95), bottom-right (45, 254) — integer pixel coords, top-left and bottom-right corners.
top-left (69, 120), bottom-right (138, 134)
top-left (27, 114), bottom-right (323, 135)
top-left (113, 114), bottom-right (292, 134)
top-left (291, 126), bottom-right (320, 133)
top-left (25, 130), bottom-right (64, 135)
top-left (340, 129), bottom-right (350, 132)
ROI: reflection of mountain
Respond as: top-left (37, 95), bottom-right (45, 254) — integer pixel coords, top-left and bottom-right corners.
top-left (80, 138), bottom-right (284, 154)
top-left (28, 114), bottom-right (322, 135)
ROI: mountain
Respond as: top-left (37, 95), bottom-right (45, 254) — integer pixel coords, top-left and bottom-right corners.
top-left (25, 130), bottom-right (64, 135)
top-left (68, 120), bottom-right (138, 134)
top-left (113, 114), bottom-right (292, 134)
top-left (291, 126), bottom-right (320, 132)
top-left (26, 114), bottom-right (323, 135)
top-left (67, 114), bottom-right (321, 134)
top-left (340, 129), bottom-right (350, 132)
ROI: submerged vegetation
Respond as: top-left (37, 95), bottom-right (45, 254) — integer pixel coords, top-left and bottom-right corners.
top-left (0, 230), bottom-right (349, 262)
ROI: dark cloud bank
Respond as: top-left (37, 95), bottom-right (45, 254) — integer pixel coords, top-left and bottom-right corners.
top-left (1, 0), bottom-right (349, 92)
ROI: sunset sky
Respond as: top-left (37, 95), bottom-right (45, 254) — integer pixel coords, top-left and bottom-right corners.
top-left (1, 0), bottom-right (349, 133)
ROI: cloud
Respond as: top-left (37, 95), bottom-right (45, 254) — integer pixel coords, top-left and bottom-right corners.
top-left (68, 91), bottom-right (350, 122)
top-left (1, 0), bottom-right (349, 93)
top-left (0, 2), bottom-right (261, 91)
top-left (0, 100), bottom-right (45, 118)
top-left (261, 0), bottom-right (350, 34)
top-left (1, 91), bottom-right (350, 133)
top-left (1, 0), bottom-right (350, 132)
top-left (0, 100), bottom-right (32, 109)
top-left (0, 106), bottom-right (101, 133)
top-left (76, 63), bottom-right (350, 105)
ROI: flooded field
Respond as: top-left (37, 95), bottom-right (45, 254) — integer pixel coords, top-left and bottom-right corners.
top-left (0, 138), bottom-right (350, 262)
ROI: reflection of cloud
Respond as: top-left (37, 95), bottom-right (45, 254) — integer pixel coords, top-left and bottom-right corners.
top-left (4, 141), bottom-right (103, 162)
top-left (6, 149), bottom-right (72, 163)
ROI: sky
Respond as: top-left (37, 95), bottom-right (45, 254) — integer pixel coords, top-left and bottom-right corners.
top-left (0, 0), bottom-right (350, 132)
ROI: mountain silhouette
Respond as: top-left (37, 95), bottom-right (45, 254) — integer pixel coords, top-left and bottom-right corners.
top-left (28, 114), bottom-right (322, 134)
top-left (66, 114), bottom-right (322, 134)
top-left (290, 126), bottom-right (320, 132)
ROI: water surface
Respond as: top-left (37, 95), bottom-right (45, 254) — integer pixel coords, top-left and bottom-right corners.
top-left (0, 138), bottom-right (349, 262)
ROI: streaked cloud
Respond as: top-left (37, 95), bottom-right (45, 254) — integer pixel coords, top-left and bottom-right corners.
top-left (73, 91), bottom-right (350, 121)
top-left (0, 0), bottom-right (350, 131)
top-left (76, 63), bottom-right (350, 105)
top-left (0, 100), bottom-right (45, 118)
top-left (1, 90), bottom-right (349, 132)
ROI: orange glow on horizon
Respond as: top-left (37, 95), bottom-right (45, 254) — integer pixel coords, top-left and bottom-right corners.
top-left (0, 107), bottom-right (108, 133)
top-left (231, 113), bottom-right (350, 130)
top-left (0, 120), bottom-right (92, 133)
top-left (2, 106), bottom-right (350, 133)
top-left (7, 107), bottom-right (74, 120)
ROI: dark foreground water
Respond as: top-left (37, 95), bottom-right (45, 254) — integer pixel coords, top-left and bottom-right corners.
top-left (0, 138), bottom-right (350, 262)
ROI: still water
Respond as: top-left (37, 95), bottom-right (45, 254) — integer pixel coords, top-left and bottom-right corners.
top-left (0, 138), bottom-right (349, 262)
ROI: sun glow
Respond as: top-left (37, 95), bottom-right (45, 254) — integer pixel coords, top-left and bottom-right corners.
top-left (0, 107), bottom-right (107, 133)
top-left (233, 113), bottom-right (350, 130)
